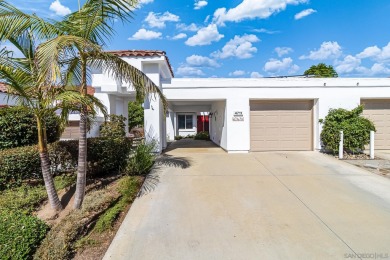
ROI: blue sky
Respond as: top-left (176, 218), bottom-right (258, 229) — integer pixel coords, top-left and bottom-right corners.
top-left (5, 0), bottom-right (390, 78)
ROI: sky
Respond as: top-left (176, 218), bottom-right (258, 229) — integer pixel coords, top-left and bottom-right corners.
top-left (5, 0), bottom-right (390, 78)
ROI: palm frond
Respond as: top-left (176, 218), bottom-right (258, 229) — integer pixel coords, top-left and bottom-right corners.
top-left (0, 1), bottom-right (60, 41)
top-left (36, 35), bottom-right (102, 84)
top-left (57, 0), bottom-right (138, 46)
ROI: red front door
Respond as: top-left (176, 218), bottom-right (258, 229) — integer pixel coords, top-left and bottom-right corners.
top-left (197, 115), bottom-right (209, 133)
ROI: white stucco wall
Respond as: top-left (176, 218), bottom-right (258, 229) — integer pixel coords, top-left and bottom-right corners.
top-left (0, 92), bottom-right (17, 106)
top-left (210, 101), bottom-right (227, 150)
top-left (163, 78), bottom-right (390, 152)
top-left (166, 111), bottom-right (175, 141)
top-left (91, 55), bottom-right (172, 153)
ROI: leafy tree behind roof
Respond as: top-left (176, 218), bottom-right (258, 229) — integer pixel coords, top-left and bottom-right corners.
top-left (304, 63), bottom-right (338, 78)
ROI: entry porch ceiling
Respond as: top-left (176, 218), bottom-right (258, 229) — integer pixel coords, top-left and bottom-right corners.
top-left (169, 99), bottom-right (225, 107)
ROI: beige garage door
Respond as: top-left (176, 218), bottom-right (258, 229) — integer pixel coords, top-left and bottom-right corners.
top-left (362, 99), bottom-right (390, 149)
top-left (250, 100), bottom-right (313, 151)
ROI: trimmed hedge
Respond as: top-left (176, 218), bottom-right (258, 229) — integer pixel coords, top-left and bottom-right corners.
top-left (0, 138), bottom-right (132, 190)
top-left (0, 211), bottom-right (49, 260)
top-left (0, 145), bottom-right (42, 189)
top-left (0, 107), bottom-right (61, 150)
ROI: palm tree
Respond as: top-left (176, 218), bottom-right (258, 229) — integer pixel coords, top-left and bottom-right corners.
top-left (39, 0), bottom-right (167, 209)
top-left (0, 31), bottom-right (106, 210)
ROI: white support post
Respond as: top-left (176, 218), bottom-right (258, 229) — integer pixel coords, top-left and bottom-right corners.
top-left (370, 131), bottom-right (375, 160)
top-left (339, 131), bottom-right (344, 159)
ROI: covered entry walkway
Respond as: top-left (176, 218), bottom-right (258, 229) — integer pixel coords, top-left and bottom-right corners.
top-left (165, 139), bottom-right (224, 154)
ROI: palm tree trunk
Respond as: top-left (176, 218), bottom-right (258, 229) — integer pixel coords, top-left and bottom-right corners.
top-left (74, 58), bottom-right (88, 209)
top-left (37, 117), bottom-right (62, 211)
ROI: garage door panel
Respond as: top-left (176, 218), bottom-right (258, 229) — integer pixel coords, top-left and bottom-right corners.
top-left (250, 100), bottom-right (313, 151)
top-left (362, 99), bottom-right (390, 150)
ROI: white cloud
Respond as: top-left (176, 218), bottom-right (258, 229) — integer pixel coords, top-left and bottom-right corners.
top-left (213, 0), bottom-right (308, 25)
top-left (356, 46), bottom-right (381, 59)
top-left (294, 8), bottom-right (317, 20)
top-left (335, 55), bottom-right (362, 74)
top-left (251, 71), bottom-right (263, 78)
top-left (177, 65), bottom-right (205, 76)
top-left (194, 0), bottom-right (208, 10)
top-left (275, 47), bottom-right (293, 57)
top-left (253, 28), bottom-right (280, 34)
top-left (185, 24), bottom-right (224, 46)
top-left (264, 57), bottom-right (299, 74)
top-left (139, 0), bottom-right (153, 4)
top-left (171, 33), bottom-right (187, 40)
top-left (300, 41), bottom-right (342, 60)
top-left (370, 63), bottom-right (390, 75)
top-left (49, 0), bottom-right (71, 16)
top-left (356, 43), bottom-right (390, 61)
top-left (176, 23), bottom-right (200, 32)
top-left (145, 12), bottom-right (180, 28)
top-left (128, 29), bottom-right (162, 40)
top-left (229, 70), bottom-right (246, 76)
top-left (212, 34), bottom-right (260, 59)
top-left (186, 55), bottom-right (219, 67)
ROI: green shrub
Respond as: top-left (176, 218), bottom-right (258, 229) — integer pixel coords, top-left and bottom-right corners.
top-left (100, 114), bottom-right (126, 138)
top-left (86, 137), bottom-right (132, 176)
top-left (194, 131), bottom-right (210, 140)
top-left (0, 138), bottom-right (132, 190)
top-left (174, 135), bottom-right (183, 140)
top-left (0, 145), bottom-right (41, 189)
top-left (0, 211), bottom-right (49, 260)
top-left (128, 101), bottom-right (144, 130)
top-left (0, 107), bottom-right (61, 150)
top-left (320, 105), bottom-right (375, 153)
top-left (125, 142), bottom-right (156, 175)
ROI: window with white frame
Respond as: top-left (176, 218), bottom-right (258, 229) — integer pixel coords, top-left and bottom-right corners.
top-left (178, 114), bottom-right (193, 129)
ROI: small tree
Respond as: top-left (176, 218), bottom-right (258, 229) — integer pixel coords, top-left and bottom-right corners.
top-left (128, 101), bottom-right (144, 130)
top-left (100, 114), bottom-right (126, 138)
top-left (320, 106), bottom-right (375, 153)
top-left (304, 63), bottom-right (338, 78)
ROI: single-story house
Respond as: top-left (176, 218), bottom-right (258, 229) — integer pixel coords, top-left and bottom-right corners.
top-left (1, 51), bottom-right (390, 153)
top-left (90, 50), bottom-right (390, 153)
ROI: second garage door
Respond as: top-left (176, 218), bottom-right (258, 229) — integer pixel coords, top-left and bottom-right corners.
top-left (362, 99), bottom-right (390, 149)
top-left (250, 100), bottom-right (313, 151)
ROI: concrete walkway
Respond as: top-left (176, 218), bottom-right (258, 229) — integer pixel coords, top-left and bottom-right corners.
top-left (104, 140), bottom-right (390, 260)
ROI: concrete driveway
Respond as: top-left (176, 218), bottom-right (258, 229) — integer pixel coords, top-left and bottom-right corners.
top-left (104, 140), bottom-right (390, 260)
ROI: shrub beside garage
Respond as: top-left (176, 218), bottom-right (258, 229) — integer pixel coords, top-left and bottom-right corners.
top-left (320, 105), bottom-right (376, 153)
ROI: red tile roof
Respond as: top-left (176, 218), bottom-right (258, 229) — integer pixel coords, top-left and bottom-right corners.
top-left (0, 83), bottom-right (95, 95)
top-left (105, 50), bottom-right (174, 77)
